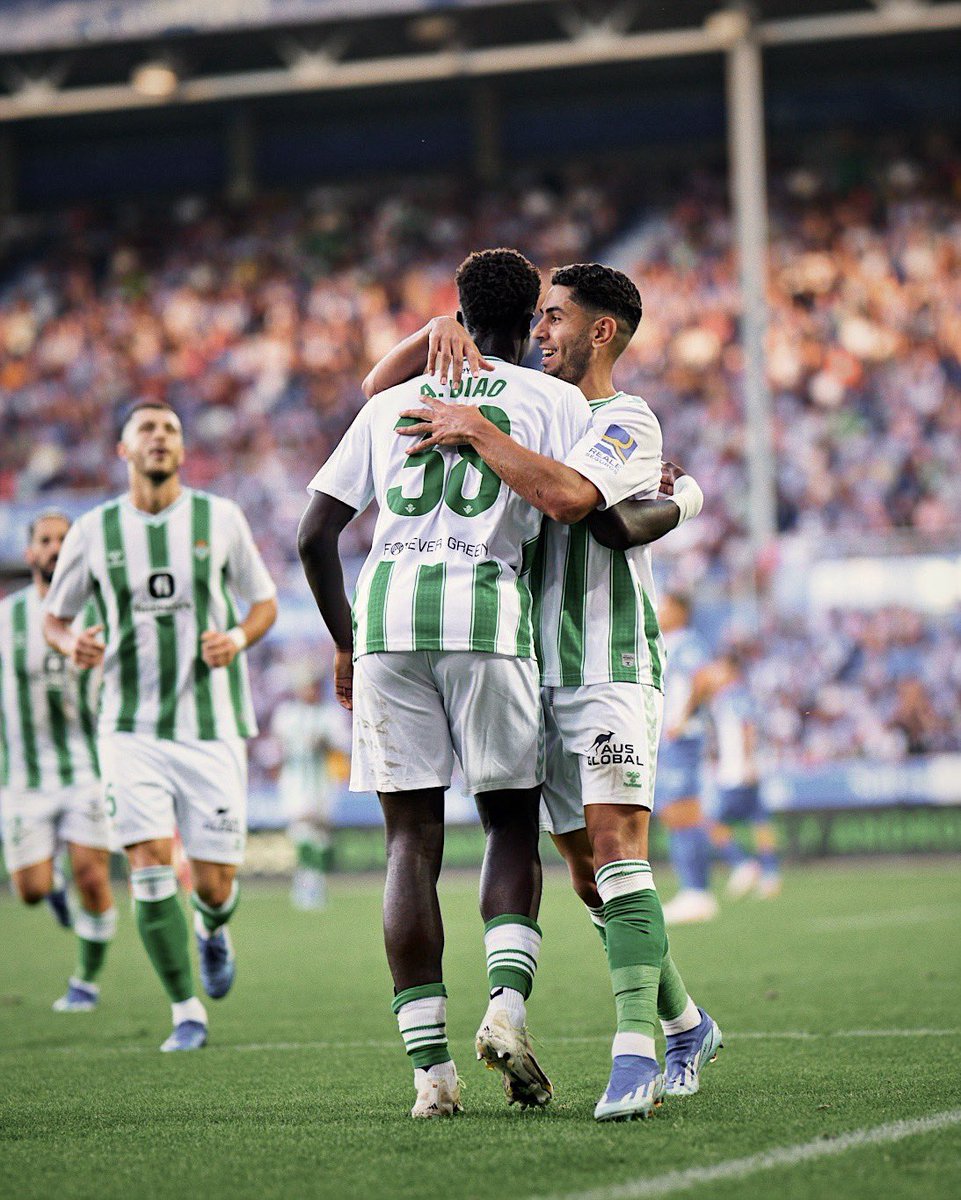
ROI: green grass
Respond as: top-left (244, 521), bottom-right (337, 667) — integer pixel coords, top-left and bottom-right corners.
top-left (2, 860), bottom-right (960, 1200)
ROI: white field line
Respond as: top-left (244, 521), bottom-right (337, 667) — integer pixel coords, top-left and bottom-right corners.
top-left (536, 1109), bottom-right (961, 1200)
top-left (810, 905), bottom-right (956, 931)
top-left (14, 1027), bottom-right (959, 1057)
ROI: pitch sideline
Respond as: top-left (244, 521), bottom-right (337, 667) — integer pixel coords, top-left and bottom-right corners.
top-left (534, 1108), bottom-right (961, 1200)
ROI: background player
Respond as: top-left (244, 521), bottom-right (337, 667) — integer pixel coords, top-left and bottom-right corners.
top-left (0, 511), bottom-right (115, 1012)
top-left (271, 669), bottom-right (351, 910)
top-left (657, 593), bottom-right (718, 925)
top-left (688, 649), bottom-right (782, 898)
top-left (43, 401), bottom-right (277, 1051)
top-left (384, 262), bottom-right (720, 1120)
top-left (299, 248), bottom-right (593, 1118)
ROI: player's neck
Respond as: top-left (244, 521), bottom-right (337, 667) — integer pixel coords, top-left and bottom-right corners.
top-left (32, 575), bottom-right (50, 600)
top-left (128, 473), bottom-right (183, 515)
top-left (576, 362), bottom-right (617, 402)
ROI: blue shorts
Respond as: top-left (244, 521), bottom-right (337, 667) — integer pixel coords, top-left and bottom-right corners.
top-left (654, 737), bottom-right (703, 805)
top-left (714, 783), bottom-right (766, 823)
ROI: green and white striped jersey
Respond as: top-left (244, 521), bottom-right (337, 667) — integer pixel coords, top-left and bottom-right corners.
top-left (533, 392), bottom-right (667, 690)
top-left (44, 489), bottom-right (276, 742)
top-left (310, 361), bottom-right (592, 659)
top-left (0, 585), bottom-right (100, 792)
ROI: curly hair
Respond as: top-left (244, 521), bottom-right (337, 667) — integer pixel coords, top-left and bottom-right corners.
top-left (550, 262), bottom-right (642, 336)
top-left (455, 248), bottom-right (541, 337)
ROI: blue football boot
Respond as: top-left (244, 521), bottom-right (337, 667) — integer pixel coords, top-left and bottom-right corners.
top-left (52, 978), bottom-right (99, 1012)
top-left (664, 1008), bottom-right (723, 1096)
top-left (593, 1055), bottom-right (665, 1122)
top-left (160, 1020), bottom-right (208, 1052)
top-left (196, 923), bottom-right (236, 1000)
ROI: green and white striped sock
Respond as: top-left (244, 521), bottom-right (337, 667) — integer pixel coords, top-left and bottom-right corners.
top-left (74, 906), bottom-right (117, 984)
top-left (483, 914), bottom-right (542, 1000)
top-left (392, 984), bottom-right (452, 1069)
top-left (130, 866), bottom-right (195, 1005)
top-left (191, 881), bottom-right (239, 936)
top-left (586, 903), bottom-right (607, 947)
top-left (596, 859), bottom-right (666, 1061)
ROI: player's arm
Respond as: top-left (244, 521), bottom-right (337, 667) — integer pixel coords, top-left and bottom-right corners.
top-left (199, 598), bottom-right (278, 668)
top-left (398, 398), bottom-right (602, 524)
top-left (200, 507), bottom-right (279, 668)
top-left (297, 492), bottom-right (357, 710)
top-left (42, 520), bottom-right (105, 668)
top-left (362, 316), bottom-right (494, 397)
top-left (588, 462), bottom-right (704, 551)
top-left (670, 662), bottom-right (724, 736)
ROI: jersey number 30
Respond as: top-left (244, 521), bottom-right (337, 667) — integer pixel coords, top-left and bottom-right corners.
top-left (387, 406), bottom-right (510, 520)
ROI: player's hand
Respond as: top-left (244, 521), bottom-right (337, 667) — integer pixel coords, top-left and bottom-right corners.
top-left (396, 398), bottom-right (491, 454)
top-left (334, 649), bottom-right (353, 711)
top-left (71, 625), bottom-right (105, 669)
top-left (659, 461), bottom-right (688, 497)
top-left (200, 630), bottom-right (239, 669)
top-left (426, 316), bottom-right (493, 388)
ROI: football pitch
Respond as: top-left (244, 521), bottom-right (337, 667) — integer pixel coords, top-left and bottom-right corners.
top-left (2, 860), bottom-right (959, 1200)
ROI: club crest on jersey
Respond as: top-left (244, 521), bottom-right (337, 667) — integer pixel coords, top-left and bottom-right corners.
top-left (585, 424), bottom-right (637, 472)
top-left (587, 731), bottom-right (641, 767)
top-left (194, 540), bottom-right (210, 561)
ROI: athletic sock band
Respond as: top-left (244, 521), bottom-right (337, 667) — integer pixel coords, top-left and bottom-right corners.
top-left (392, 983), bottom-right (451, 1069)
top-left (483, 914), bottom-right (542, 1000)
top-left (190, 881), bottom-right (240, 933)
top-left (130, 865), bottom-right (178, 903)
top-left (73, 905), bottom-right (117, 943)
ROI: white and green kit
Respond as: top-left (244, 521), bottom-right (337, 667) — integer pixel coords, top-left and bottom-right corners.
top-left (535, 392), bottom-right (667, 832)
top-left (0, 584), bottom-right (108, 871)
top-left (310, 359), bottom-right (592, 795)
top-left (44, 488), bottom-right (276, 860)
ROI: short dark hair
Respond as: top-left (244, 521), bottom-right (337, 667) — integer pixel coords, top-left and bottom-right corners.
top-left (118, 399), bottom-right (182, 439)
top-left (28, 508), bottom-right (70, 541)
top-left (455, 248), bottom-right (541, 338)
top-left (550, 262), bottom-right (642, 337)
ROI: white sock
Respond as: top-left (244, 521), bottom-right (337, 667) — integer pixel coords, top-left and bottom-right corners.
top-left (172, 996), bottom-right (207, 1027)
top-left (587, 904), bottom-right (605, 932)
top-left (193, 911), bottom-right (211, 941)
top-left (661, 997), bottom-right (701, 1036)
top-left (485, 986), bottom-right (526, 1025)
top-left (612, 1031), bottom-right (657, 1060)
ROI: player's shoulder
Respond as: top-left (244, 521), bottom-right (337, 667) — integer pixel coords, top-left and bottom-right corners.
top-left (508, 363), bottom-right (587, 403)
top-left (0, 584), bottom-right (28, 620)
top-left (188, 487), bottom-right (244, 524)
top-left (593, 390), bottom-right (659, 426)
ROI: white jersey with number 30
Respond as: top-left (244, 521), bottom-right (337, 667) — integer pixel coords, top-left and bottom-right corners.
top-left (310, 360), bottom-right (592, 660)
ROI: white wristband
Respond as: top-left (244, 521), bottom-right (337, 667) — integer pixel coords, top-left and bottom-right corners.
top-left (668, 474), bottom-right (703, 525)
top-left (227, 626), bottom-right (248, 652)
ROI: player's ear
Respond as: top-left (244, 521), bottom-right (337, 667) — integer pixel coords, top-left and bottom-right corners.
top-left (593, 316), bottom-right (618, 349)
top-left (116, 439), bottom-right (128, 462)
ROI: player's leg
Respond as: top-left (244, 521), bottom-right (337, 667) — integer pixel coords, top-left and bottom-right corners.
top-left (659, 795), bottom-right (718, 924)
top-left (172, 737), bottom-right (248, 1003)
top-left (352, 651), bottom-right (461, 1117)
top-left (4, 796), bottom-right (72, 927)
top-left (381, 786), bottom-right (461, 1117)
top-left (437, 651), bottom-right (551, 1108)
top-left (289, 818), bottom-right (332, 911)
top-left (551, 828), bottom-right (608, 942)
top-left (53, 841), bottom-right (115, 1012)
top-left (100, 733), bottom-right (207, 1050)
top-left (753, 819), bottom-right (782, 898)
top-left (712, 786), bottom-right (761, 897)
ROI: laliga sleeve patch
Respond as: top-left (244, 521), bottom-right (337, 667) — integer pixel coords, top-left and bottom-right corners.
top-left (585, 424), bottom-right (638, 471)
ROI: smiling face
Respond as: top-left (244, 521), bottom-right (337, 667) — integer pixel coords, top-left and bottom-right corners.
top-left (26, 515), bottom-right (70, 585)
top-left (118, 405), bottom-right (184, 484)
top-left (532, 284), bottom-right (597, 387)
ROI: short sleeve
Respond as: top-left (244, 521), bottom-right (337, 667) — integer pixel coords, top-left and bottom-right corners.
top-left (563, 398), bottom-right (663, 510)
top-left (225, 505), bottom-right (277, 605)
top-left (308, 404), bottom-right (376, 512)
top-left (548, 384), bottom-right (593, 461)
top-left (44, 519), bottom-right (94, 621)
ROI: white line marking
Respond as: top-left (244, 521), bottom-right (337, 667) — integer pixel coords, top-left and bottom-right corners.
top-left (810, 905), bottom-right (956, 932)
top-left (15, 1028), bottom-right (959, 1057)
top-left (536, 1109), bottom-right (961, 1200)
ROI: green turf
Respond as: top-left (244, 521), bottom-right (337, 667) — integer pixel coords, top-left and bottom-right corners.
top-left (2, 860), bottom-right (960, 1200)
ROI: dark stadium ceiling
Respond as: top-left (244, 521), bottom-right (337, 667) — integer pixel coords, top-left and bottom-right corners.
top-left (2, 1), bottom-right (960, 119)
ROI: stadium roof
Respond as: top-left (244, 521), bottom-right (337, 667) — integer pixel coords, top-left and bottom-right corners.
top-left (2, 1), bottom-right (960, 121)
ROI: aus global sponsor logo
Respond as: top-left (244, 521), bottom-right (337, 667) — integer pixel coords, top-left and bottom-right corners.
top-left (585, 423), bottom-right (638, 473)
top-left (587, 730), bottom-right (642, 767)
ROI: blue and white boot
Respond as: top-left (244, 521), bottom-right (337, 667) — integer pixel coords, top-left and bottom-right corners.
top-left (52, 977), bottom-right (99, 1012)
top-left (594, 1055), bottom-right (665, 1122)
top-left (664, 1008), bottom-right (723, 1096)
top-left (195, 915), bottom-right (236, 1000)
top-left (160, 1020), bottom-right (208, 1052)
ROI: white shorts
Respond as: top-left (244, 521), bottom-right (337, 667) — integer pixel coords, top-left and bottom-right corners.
top-left (350, 651), bottom-right (544, 796)
top-left (98, 732), bottom-right (248, 865)
top-left (1, 780), bottom-right (111, 873)
top-left (540, 682), bottom-right (663, 836)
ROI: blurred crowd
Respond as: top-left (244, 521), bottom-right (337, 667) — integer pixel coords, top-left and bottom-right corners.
top-left (2, 138), bottom-right (959, 775)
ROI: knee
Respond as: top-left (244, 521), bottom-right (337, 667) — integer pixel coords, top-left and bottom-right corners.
top-left (195, 877), bottom-right (233, 908)
top-left (72, 863), bottom-right (109, 902)
top-left (17, 883), bottom-right (48, 906)
top-left (566, 856), bottom-right (600, 907)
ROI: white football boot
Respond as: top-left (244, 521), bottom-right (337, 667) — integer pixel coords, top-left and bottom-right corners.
top-left (475, 1008), bottom-right (553, 1108)
top-left (725, 860), bottom-right (762, 899)
top-left (662, 888), bottom-right (719, 925)
top-left (410, 1062), bottom-right (463, 1118)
